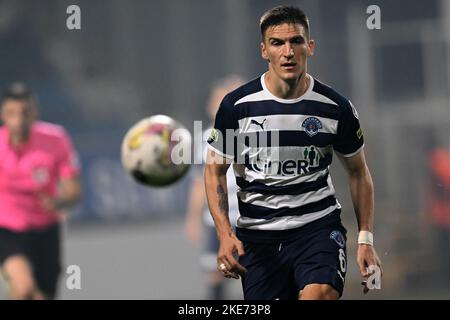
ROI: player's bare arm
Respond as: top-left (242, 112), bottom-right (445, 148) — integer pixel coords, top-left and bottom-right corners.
top-left (204, 149), bottom-right (247, 279)
top-left (39, 177), bottom-right (82, 213)
top-left (338, 150), bottom-right (382, 292)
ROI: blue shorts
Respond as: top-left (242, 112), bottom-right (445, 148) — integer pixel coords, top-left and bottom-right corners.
top-left (238, 213), bottom-right (347, 300)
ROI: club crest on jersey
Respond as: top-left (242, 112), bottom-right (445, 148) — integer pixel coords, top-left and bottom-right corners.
top-left (32, 167), bottom-right (49, 185)
top-left (330, 230), bottom-right (345, 248)
top-left (302, 117), bottom-right (322, 137)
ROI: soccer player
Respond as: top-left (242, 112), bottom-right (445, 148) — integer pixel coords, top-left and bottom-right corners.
top-left (0, 83), bottom-right (82, 299)
top-left (204, 6), bottom-right (382, 300)
top-left (185, 76), bottom-right (244, 299)
top-left (426, 138), bottom-right (450, 285)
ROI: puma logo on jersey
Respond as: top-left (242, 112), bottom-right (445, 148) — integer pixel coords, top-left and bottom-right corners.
top-left (250, 119), bottom-right (266, 130)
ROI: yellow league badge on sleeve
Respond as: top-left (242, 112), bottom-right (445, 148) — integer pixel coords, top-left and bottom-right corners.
top-left (208, 128), bottom-right (219, 142)
top-left (356, 128), bottom-right (363, 139)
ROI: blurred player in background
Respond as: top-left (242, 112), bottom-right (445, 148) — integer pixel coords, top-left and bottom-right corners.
top-left (185, 76), bottom-right (244, 300)
top-left (426, 135), bottom-right (450, 284)
top-left (205, 6), bottom-right (382, 300)
top-left (0, 83), bottom-right (82, 299)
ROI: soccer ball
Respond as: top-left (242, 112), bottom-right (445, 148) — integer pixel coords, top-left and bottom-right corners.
top-left (121, 115), bottom-right (191, 187)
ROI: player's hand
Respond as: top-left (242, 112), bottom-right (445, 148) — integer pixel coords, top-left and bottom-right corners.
top-left (37, 193), bottom-right (67, 222)
top-left (357, 244), bottom-right (382, 294)
top-left (184, 217), bottom-right (201, 246)
top-left (217, 232), bottom-right (247, 279)
top-left (38, 192), bottom-right (58, 212)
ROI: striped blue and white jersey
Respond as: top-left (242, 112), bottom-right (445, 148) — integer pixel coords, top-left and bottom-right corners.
top-left (207, 73), bottom-right (364, 243)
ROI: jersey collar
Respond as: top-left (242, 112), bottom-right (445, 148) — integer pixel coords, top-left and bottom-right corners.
top-left (260, 72), bottom-right (314, 104)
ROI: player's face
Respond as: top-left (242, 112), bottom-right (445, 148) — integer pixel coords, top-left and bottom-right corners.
top-left (1, 99), bottom-right (35, 138)
top-left (261, 23), bottom-right (314, 82)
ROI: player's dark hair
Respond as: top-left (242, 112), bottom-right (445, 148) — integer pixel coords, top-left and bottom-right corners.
top-left (260, 6), bottom-right (310, 39)
top-left (1, 82), bottom-right (35, 104)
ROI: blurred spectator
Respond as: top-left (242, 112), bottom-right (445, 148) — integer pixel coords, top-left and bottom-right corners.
top-left (184, 75), bottom-right (244, 300)
top-left (426, 137), bottom-right (450, 283)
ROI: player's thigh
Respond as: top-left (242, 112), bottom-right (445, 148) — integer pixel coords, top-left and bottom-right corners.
top-left (2, 254), bottom-right (36, 294)
top-left (299, 283), bottom-right (339, 300)
top-left (293, 223), bottom-right (347, 299)
top-left (0, 228), bottom-right (35, 293)
top-left (239, 242), bottom-right (297, 300)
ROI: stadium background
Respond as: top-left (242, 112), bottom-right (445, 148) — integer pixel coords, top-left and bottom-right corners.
top-left (0, 0), bottom-right (449, 299)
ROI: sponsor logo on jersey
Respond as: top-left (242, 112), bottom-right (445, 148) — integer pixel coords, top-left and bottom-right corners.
top-left (302, 117), bottom-right (322, 137)
top-left (249, 146), bottom-right (324, 176)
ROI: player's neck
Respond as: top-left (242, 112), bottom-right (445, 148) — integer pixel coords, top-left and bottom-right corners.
top-left (9, 131), bottom-right (30, 147)
top-left (264, 71), bottom-right (310, 100)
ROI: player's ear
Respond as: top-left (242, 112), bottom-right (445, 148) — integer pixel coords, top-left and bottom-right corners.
top-left (307, 39), bottom-right (315, 57)
top-left (0, 105), bottom-right (4, 123)
top-left (30, 100), bottom-right (39, 120)
top-left (261, 41), bottom-right (269, 62)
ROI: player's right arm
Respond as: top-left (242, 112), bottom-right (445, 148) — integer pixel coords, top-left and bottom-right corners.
top-left (204, 149), bottom-right (246, 279)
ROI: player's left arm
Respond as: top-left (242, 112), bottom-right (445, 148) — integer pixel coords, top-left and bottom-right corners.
top-left (337, 150), bottom-right (382, 291)
top-left (55, 176), bottom-right (82, 209)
